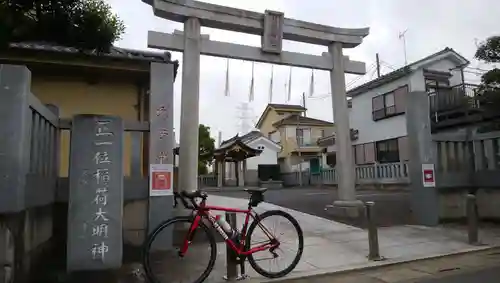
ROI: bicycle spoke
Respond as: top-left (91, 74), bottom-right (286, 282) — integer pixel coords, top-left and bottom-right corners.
top-left (144, 217), bottom-right (217, 283)
top-left (247, 212), bottom-right (302, 276)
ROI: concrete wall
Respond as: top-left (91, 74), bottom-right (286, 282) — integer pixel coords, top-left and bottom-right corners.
top-left (31, 76), bottom-right (140, 177)
top-left (439, 189), bottom-right (500, 221)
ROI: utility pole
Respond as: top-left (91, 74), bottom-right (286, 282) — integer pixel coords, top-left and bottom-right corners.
top-left (375, 53), bottom-right (381, 78)
top-left (398, 29), bottom-right (408, 66)
top-left (302, 92), bottom-right (307, 117)
top-left (295, 92), bottom-right (306, 186)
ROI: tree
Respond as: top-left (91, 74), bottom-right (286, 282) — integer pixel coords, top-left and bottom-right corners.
top-left (475, 36), bottom-right (500, 106)
top-left (198, 124), bottom-right (216, 175)
top-left (474, 36), bottom-right (500, 132)
top-left (0, 0), bottom-right (125, 52)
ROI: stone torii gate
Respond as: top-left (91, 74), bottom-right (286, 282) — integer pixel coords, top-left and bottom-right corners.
top-left (142, 0), bottom-right (369, 212)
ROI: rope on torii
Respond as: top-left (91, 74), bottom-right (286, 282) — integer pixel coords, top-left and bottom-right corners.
top-left (248, 62), bottom-right (255, 102)
top-left (286, 67), bottom-right (292, 102)
top-left (224, 58), bottom-right (230, 97)
top-left (268, 65), bottom-right (274, 103)
top-left (309, 69), bottom-right (315, 97)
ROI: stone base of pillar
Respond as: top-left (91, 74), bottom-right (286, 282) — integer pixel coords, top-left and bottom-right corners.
top-left (325, 200), bottom-right (364, 218)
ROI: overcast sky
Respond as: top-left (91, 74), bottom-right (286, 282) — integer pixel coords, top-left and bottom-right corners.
top-left (106, 0), bottom-right (499, 143)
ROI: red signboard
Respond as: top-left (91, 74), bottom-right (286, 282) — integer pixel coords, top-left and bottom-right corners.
top-left (152, 171), bottom-right (171, 191)
top-left (422, 164), bottom-right (436, 187)
top-left (150, 164), bottom-right (173, 196)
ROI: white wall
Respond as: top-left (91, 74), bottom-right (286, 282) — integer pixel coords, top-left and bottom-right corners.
top-left (409, 58), bottom-right (464, 92)
top-left (245, 138), bottom-right (279, 170)
top-left (349, 76), bottom-right (410, 145)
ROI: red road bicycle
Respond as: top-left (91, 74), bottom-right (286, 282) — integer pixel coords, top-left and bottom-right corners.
top-left (143, 188), bottom-right (304, 283)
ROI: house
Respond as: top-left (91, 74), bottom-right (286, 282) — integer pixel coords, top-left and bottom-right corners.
top-left (0, 42), bottom-right (178, 176)
top-left (220, 131), bottom-right (282, 186)
top-left (255, 103), bottom-right (334, 173)
top-left (318, 47), bottom-right (473, 166)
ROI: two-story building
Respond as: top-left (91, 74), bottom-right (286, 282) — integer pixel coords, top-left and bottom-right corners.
top-left (319, 47), bottom-right (474, 165)
top-left (255, 103), bottom-right (334, 173)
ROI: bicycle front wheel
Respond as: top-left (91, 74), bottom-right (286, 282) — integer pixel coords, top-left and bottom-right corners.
top-left (143, 216), bottom-right (217, 283)
top-left (246, 210), bottom-right (304, 278)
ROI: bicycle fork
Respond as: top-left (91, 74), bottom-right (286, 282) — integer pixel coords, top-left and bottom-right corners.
top-left (179, 216), bottom-right (202, 257)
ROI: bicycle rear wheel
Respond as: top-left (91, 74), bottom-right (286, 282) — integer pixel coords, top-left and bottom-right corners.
top-left (246, 210), bottom-right (304, 278)
top-left (143, 216), bottom-right (217, 283)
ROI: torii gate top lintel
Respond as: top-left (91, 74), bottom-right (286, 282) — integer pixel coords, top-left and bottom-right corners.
top-left (142, 0), bottom-right (369, 48)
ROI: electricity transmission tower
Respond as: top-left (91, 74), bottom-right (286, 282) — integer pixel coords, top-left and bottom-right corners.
top-left (235, 102), bottom-right (256, 134)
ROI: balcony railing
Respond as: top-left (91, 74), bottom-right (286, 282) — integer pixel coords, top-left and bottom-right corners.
top-left (296, 136), bottom-right (317, 147)
top-left (429, 83), bottom-right (480, 116)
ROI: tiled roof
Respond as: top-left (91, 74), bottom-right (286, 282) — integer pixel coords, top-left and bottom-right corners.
top-left (214, 134), bottom-right (262, 156)
top-left (273, 114), bottom-right (334, 127)
top-left (268, 103), bottom-right (306, 111)
top-left (5, 42), bottom-right (179, 77)
top-left (7, 42), bottom-right (175, 63)
top-left (347, 47), bottom-right (469, 97)
top-left (255, 103), bottom-right (307, 129)
top-left (220, 131), bottom-right (263, 147)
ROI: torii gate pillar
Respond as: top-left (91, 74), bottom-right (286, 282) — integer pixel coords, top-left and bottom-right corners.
top-left (178, 18), bottom-right (202, 194)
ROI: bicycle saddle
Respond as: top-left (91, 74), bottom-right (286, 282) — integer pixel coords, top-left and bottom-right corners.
top-left (244, 187), bottom-right (267, 194)
top-left (181, 190), bottom-right (207, 199)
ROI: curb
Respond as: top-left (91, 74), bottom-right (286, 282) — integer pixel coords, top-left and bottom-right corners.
top-left (262, 245), bottom-right (500, 283)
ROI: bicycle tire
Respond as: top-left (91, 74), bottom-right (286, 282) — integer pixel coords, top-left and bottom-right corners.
top-left (245, 210), bottom-right (304, 278)
top-left (143, 216), bottom-right (217, 283)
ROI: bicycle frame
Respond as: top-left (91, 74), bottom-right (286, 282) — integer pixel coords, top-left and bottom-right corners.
top-left (180, 201), bottom-right (279, 257)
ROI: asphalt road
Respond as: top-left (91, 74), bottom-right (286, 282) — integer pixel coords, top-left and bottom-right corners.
top-left (419, 266), bottom-right (500, 283)
top-left (210, 187), bottom-right (413, 228)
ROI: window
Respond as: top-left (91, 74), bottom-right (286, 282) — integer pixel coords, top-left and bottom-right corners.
top-left (372, 85), bottom-right (408, 121)
top-left (296, 128), bottom-right (311, 146)
top-left (385, 92), bottom-right (396, 115)
top-left (257, 145), bottom-right (265, 150)
top-left (372, 95), bottom-right (385, 120)
top-left (394, 86), bottom-right (408, 113)
top-left (296, 128), bottom-right (304, 146)
top-left (320, 129), bottom-right (325, 138)
top-left (376, 138), bottom-right (400, 163)
top-left (326, 153), bottom-right (337, 167)
top-left (426, 78), bottom-right (450, 94)
top-left (354, 143), bottom-right (375, 165)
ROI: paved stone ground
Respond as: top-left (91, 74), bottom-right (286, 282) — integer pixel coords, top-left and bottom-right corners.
top-left (58, 194), bottom-right (500, 283)
top-left (273, 247), bottom-right (500, 283)
top-left (209, 187), bottom-right (413, 228)
top-left (132, 195), bottom-right (500, 283)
